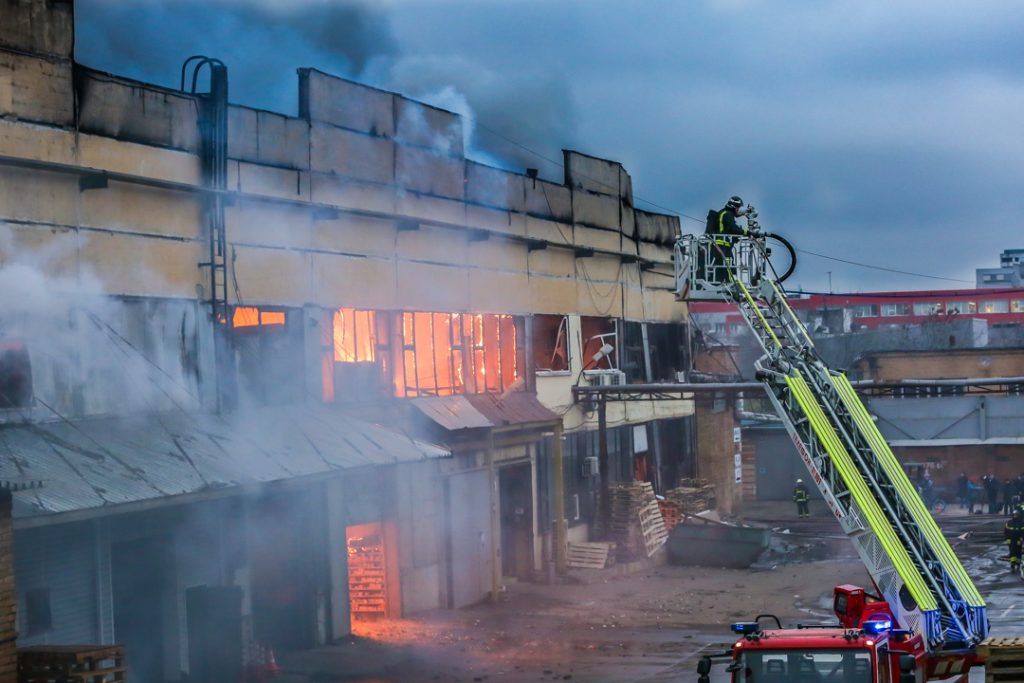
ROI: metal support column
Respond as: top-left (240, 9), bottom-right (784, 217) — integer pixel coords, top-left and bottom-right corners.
top-left (487, 430), bottom-right (502, 601)
top-left (598, 399), bottom-right (610, 537)
top-left (552, 421), bottom-right (567, 573)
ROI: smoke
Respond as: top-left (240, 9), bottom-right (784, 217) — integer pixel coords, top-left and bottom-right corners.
top-left (75, 0), bottom-right (399, 114)
top-left (74, 0), bottom-right (578, 176)
top-left (384, 55), bottom-right (578, 175)
top-left (0, 226), bottom-right (200, 419)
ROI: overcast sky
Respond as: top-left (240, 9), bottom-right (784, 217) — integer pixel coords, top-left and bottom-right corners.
top-left (74, 0), bottom-right (1024, 293)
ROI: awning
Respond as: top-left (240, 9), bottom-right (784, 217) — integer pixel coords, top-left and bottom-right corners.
top-left (0, 403), bottom-right (448, 523)
top-left (412, 392), bottom-right (559, 432)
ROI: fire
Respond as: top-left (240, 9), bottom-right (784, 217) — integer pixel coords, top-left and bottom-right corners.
top-left (326, 307), bottom-right (520, 399)
top-left (333, 308), bottom-right (377, 362)
top-left (232, 307), bottom-right (285, 328)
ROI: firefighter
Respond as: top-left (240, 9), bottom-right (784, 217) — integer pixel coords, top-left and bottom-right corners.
top-left (793, 478), bottom-right (810, 518)
top-left (703, 196), bottom-right (759, 282)
top-left (1005, 507), bottom-right (1024, 573)
top-left (984, 474), bottom-right (1000, 514)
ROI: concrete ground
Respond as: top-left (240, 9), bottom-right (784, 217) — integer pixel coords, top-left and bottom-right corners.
top-left (273, 506), bottom-right (1011, 682)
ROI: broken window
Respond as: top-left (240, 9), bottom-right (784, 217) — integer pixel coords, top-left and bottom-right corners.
top-left (0, 341), bottom-right (32, 409)
top-left (533, 315), bottom-right (570, 372)
top-left (328, 308), bottom-right (391, 403)
top-left (232, 306), bottom-right (303, 406)
top-left (395, 312), bottom-right (522, 398)
top-left (580, 317), bottom-right (617, 371)
top-left (232, 307), bottom-right (286, 328)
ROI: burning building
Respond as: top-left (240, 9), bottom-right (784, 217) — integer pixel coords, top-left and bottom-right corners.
top-left (0, 0), bottom-right (694, 679)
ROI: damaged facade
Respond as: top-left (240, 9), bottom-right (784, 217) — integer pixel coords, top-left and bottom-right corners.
top-left (0, 1), bottom-right (694, 679)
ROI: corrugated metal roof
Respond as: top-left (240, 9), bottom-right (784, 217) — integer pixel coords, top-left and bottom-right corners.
top-left (412, 393), bottom-right (558, 431)
top-left (0, 404), bottom-right (448, 521)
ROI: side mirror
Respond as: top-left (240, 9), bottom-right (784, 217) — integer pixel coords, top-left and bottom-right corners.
top-left (899, 654), bottom-right (916, 683)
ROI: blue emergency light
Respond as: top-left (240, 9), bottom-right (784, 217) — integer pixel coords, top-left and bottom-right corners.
top-left (731, 622), bottom-right (760, 634)
top-left (863, 619), bottom-right (892, 635)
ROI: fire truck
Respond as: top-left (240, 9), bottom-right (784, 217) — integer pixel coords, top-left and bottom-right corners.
top-left (674, 215), bottom-right (1005, 682)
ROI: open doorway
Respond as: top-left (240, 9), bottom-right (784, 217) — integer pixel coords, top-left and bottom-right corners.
top-left (499, 463), bottom-right (534, 580)
top-left (346, 522), bottom-right (400, 635)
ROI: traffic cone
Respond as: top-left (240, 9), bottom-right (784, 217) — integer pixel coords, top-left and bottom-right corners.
top-left (264, 647), bottom-right (281, 677)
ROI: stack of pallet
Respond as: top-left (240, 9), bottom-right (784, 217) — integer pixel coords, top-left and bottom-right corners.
top-left (19, 645), bottom-right (125, 683)
top-left (348, 533), bottom-right (387, 620)
top-left (609, 482), bottom-right (669, 560)
top-left (666, 478), bottom-right (717, 514)
top-left (658, 500), bottom-right (683, 532)
top-left (979, 637), bottom-right (1024, 682)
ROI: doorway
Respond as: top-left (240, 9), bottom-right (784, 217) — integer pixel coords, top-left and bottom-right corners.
top-left (346, 522), bottom-right (400, 635)
top-left (111, 537), bottom-right (170, 683)
top-left (499, 463), bottom-right (534, 580)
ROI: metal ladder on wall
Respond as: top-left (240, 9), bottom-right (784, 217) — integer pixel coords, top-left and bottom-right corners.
top-left (675, 235), bottom-right (987, 652)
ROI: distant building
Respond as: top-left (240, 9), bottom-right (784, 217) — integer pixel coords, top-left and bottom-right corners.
top-left (691, 287), bottom-right (1024, 341)
top-left (977, 248), bottom-right (1024, 288)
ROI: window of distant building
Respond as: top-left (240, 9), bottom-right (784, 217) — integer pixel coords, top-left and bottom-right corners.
top-left (913, 302), bottom-right (941, 316)
top-left (945, 301), bottom-right (976, 314)
top-left (880, 303), bottom-right (911, 317)
top-left (1011, 300), bottom-right (1024, 314)
top-left (851, 304), bottom-right (879, 318)
top-left (980, 300), bottom-right (1009, 314)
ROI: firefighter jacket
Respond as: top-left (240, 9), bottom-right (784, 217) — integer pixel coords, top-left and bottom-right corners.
top-left (793, 485), bottom-right (810, 503)
top-left (704, 207), bottom-right (748, 245)
top-left (1005, 518), bottom-right (1024, 547)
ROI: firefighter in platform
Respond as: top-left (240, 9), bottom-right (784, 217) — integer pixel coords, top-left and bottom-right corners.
top-left (793, 478), bottom-right (810, 518)
top-left (704, 196), bottom-right (759, 281)
top-left (1005, 507), bottom-right (1024, 574)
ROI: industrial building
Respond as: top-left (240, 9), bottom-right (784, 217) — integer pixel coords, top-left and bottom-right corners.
top-left (0, 1), bottom-right (695, 679)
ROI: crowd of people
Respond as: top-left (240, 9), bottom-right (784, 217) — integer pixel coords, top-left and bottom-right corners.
top-left (952, 472), bottom-right (1024, 515)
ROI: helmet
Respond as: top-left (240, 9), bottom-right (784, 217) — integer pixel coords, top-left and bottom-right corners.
top-left (796, 478), bottom-right (803, 484)
top-left (726, 195), bottom-right (744, 210)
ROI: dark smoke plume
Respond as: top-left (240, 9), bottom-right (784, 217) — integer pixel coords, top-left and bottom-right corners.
top-left (75, 0), bottom-right (399, 114)
top-left (74, 0), bottom-right (578, 176)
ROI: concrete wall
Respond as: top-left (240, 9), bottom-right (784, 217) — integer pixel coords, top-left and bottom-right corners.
top-left (891, 443), bottom-right (1024, 489)
top-left (856, 348), bottom-right (1024, 382)
top-left (0, 30), bottom-right (683, 321)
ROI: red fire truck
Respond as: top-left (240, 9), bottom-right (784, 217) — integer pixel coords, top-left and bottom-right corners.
top-left (698, 585), bottom-right (978, 682)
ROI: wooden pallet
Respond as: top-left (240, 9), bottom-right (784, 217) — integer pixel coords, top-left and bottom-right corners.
top-left (567, 542), bottom-right (615, 569)
top-left (19, 644), bottom-right (125, 683)
top-left (979, 637), bottom-right (1024, 682)
top-left (639, 502), bottom-right (668, 557)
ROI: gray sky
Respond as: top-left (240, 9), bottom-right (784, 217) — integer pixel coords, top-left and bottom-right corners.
top-left (75, 0), bottom-right (1024, 293)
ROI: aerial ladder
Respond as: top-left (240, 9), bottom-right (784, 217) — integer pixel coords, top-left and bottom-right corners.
top-left (674, 212), bottom-right (990, 680)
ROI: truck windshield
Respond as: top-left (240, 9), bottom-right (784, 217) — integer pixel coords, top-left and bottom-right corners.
top-left (736, 648), bottom-right (872, 682)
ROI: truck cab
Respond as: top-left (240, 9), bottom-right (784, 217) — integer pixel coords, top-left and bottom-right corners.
top-left (697, 586), bottom-right (971, 683)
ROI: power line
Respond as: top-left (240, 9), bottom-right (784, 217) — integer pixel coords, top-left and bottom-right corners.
top-left (795, 249), bottom-right (973, 284)
top-left (472, 122), bottom-right (980, 286)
